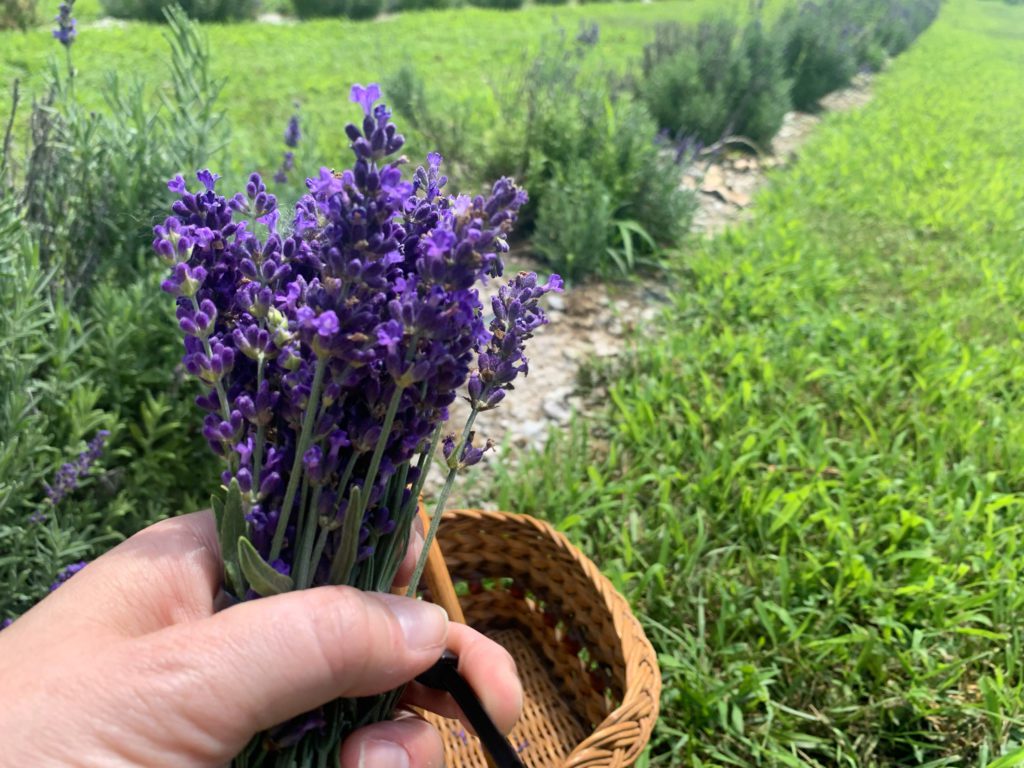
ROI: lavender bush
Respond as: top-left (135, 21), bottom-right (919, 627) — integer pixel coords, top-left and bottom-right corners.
top-left (1, 7), bottom-right (226, 625)
top-left (157, 83), bottom-right (560, 763)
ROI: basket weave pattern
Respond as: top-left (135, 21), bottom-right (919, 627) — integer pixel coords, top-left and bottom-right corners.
top-left (420, 509), bottom-right (661, 768)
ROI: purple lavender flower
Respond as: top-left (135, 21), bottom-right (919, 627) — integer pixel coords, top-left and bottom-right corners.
top-left (576, 21), bottom-right (599, 46)
top-left (43, 430), bottom-right (110, 506)
top-left (0, 618), bottom-right (12, 631)
top-left (467, 271), bottom-right (563, 411)
top-left (52, 0), bottom-right (76, 47)
top-left (349, 83), bottom-right (381, 116)
top-left (50, 561), bottom-right (87, 591)
top-left (442, 431), bottom-right (493, 469)
top-left (284, 115), bottom-right (301, 149)
top-left (273, 151), bottom-right (296, 184)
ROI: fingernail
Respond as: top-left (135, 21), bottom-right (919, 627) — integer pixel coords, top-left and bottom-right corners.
top-left (380, 595), bottom-right (448, 651)
top-left (358, 740), bottom-right (410, 768)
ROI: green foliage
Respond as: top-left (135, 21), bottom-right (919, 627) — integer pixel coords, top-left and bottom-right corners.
top-left (495, 0), bottom-right (1024, 762)
top-left (291, 0), bottom-right (346, 15)
top-left (101, 0), bottom-right (257, 21)
top-left (639, 15), bottom-right (791, 147)
top-left (387, 30), bottom-right (692, 281)
top-left (0, 10), bottom-right (223, 621)
top-left (389, 0), bottom-right (452, 11)
top-left (344, 0), bottom-right (382, 17)
top-left (735, 18), bottom-right (791, 144)
top-left (873, 0), bottom-right (942, 55)
top-left (777, 0), bottom-right (860, 109)
top-left (482, 33), bottom-right (693, 280)
top-left (0, 0), bottom-right (37, 29)
top-left (468, 0), bottom-right (522, 9)
top-left (292, 0), bottom-right (382, 19)
top-left (776, 0), bottom-right (941, 104)
top-left (383, 64), bottom-right (478, 185)
top-left (14, 7), bottom-right (224, 300)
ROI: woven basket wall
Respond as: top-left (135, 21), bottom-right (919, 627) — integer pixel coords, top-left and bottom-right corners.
top-left (419, 508), bottom-right (661, 768)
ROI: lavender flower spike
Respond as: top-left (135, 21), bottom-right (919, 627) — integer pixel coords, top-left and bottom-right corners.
top-left (50, 561), bottom-right (87, 591)
top-left (469, 272), bottom-right (563, 411)
top-left (52, 0), bottom-right (76, 47)
top-left (43, 430), bottom-right (110, 506)
top-left (284, 115), bottom-right (301, 148)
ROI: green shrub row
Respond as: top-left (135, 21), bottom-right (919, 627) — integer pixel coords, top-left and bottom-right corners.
top-left (387, 31), bottom-right (693, 283)
top-left (96, 0), bottom-right (528, 23)
top-left (102, 0), bottom-right (258, 21)
top-left (639, 0), bottom-right (941, 146)
top-left (385, 0), bottom-right (938, 281)
top-left (639, 16), bottom-right (790, 147)
top-left (0, 0), bottom-right (38, 29)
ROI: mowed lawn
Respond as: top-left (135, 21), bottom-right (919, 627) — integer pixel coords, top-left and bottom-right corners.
top-left (493, 0), bottom-right (1024, 764)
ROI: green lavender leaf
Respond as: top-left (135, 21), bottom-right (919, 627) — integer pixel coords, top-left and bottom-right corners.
top-left (237, 535), bottom-right (294, 596)
top-left (210, 493), bottom-right (224, 529)
top-left (219, 480), bottom-right (248, 596)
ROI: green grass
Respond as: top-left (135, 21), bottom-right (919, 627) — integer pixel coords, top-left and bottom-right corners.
top-left (1, 0), bottom-right (765, 189)
top-left (490, 0), bottom-right (1024, 764)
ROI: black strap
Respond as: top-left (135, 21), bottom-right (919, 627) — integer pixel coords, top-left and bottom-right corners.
top-left (415, 650), bottom-right (527, 768)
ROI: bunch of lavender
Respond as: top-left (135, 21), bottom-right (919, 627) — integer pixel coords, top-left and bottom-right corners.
top-left (156, 83), bottom-right (560, 764)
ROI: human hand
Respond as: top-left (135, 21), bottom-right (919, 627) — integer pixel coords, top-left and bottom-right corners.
top-left (0, 511), bottom-right (522, 767)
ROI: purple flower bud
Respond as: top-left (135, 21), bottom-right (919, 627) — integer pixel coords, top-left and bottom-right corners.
top-left (44, 431), bottom-right (109, 506)
top-left (50, 561), bottom-right (87, 591)
top-left (168, 174), bottom-right (187, 195)
top-left (197, 169), bottom-right (220, 192)
top-left (236, 468), bottom-right (253, 493)
top-left (304, 445), bottom-right (326, 485)
top-left (350, 83), bottom-right (382, 117)
top-left (259, 472), bottom-right (281, 499)
top-left (442, 434), bottom-right (456, 467)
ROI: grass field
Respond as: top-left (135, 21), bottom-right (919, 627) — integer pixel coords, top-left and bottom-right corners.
top-left (490, 0), bottom-right (1024, 764)
top-left (0, 0), bottom-right (771, 187)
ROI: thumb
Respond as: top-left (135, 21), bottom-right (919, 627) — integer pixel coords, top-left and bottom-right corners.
top-left (113, 588), bottom-right (448, 757)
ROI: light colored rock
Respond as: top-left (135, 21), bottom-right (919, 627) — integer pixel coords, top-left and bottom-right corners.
top-left (257, 12), bottom-right (294, 23)
top-left (546, 293), bottom-right (566, 312)
top-left (85, 17), bottom-right (127, 28)
top-left (542, 398), bottom-right (572, 424)
top-left (702, 164), bottom-right (726, 191)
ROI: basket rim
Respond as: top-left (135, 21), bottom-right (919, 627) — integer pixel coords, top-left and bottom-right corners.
top-left (439, 507), bottom-right (661, 768)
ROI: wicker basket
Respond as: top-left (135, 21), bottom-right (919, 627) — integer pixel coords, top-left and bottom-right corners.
top-left (417, 508), bottom-right (661, 768)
